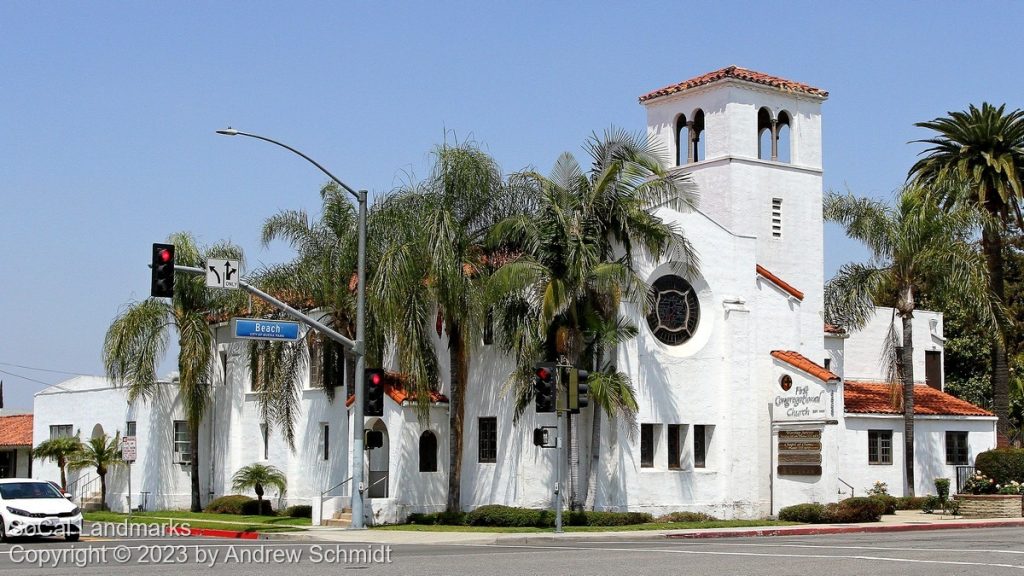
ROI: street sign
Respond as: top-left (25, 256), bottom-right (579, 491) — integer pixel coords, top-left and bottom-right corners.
top-left (121, 436), bottom-right (137, 462)
top-left (232, 318), bottom-right (301, 341)
top-left (206, 258), bottom-right (240, 289)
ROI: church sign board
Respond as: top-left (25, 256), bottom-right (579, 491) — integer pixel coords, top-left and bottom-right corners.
top-left (777, 429), bottom-right (822, 476)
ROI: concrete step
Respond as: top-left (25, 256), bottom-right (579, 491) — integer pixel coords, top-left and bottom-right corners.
top-left (322, 517), bottom-right (351, 527)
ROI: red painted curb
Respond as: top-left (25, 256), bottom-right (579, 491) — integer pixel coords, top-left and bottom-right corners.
top-left (164, 526), bottom-right (260, 540)
top-left (666, 519), bottom-right (1024, 539)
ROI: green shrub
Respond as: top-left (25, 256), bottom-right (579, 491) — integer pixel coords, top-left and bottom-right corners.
top-left (934, 478), bottom-right (951, 501)
top-left (204, 495), bottom-right (253, 515)
top-left (975, 449), bottom-right (1024, 485)
top-left (921, 495), bottom-right (941, 514)
top-left (283, 505), bottom-right (312, 518)
top-left (962, 472), bottom-right (997, 494)
top-left (240, 499), bottom-right (274, 516)
top-left (465, 505), bottom-right (553, 527)
top-left (825, 497), bottom-right (884, 523)
top-left (407, 511), bottom-right (467, 525)
top-left (656, 511), bottom-right (718, 523)
top-left (896, 496), bottom-right (929, 510)
top-left (568, 511), bottom-right (653, 526)
top-left (869, 494), bottom-right (897, 515)
top-left (778, 503), bottom-right (827, 523)
top-left (865, 481), bottom-right (889, 496)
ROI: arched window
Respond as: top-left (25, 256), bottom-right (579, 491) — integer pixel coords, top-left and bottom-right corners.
top-left (757, 107), bottom-right (773, 161)
top-left (776, 111), bottom-right (792, 163)
top-left (674, 114), bottom-right (688, 167)
top-left (419, 431), bottom-right (438, 472)
top-left (691, 109), bottom-right (706, 162)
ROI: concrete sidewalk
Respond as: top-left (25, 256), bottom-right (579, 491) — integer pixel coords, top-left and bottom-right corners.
top-left (264, 511), bottom-right (1024, 545)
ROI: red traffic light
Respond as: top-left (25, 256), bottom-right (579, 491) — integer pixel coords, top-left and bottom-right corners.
top-left (536, 367), bottom-right (552, 381)
top-left (158, 248), bottom-right (172, 263)
top-left (369, 372), bottom-right (383, 386)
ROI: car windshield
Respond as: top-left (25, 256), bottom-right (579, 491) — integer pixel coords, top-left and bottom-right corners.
top-left (0, 482), bottom-right (64, 500)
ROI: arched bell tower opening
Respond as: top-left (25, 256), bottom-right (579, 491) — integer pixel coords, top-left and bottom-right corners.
top-left (776, 110), bottom-right (792, 163)
top-left (674, 113), bottom-right (688, 167)
top-left (691, 109), bottom-right (706, 162)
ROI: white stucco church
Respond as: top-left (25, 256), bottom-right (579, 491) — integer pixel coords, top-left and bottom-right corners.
top-left (33, 67), bottom-right (996, 523)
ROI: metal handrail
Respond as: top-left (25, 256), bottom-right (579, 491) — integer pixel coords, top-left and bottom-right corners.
top-left (838, 477), bottom-right (854, 497)
top-left (317, 477), bottom-right (353, 526)
top-left (78, 475), bottom-right (101, 507)
top-left (366, 474), bottom-right (387, 490)
top-left (66, 472), bottom-right (91, 498)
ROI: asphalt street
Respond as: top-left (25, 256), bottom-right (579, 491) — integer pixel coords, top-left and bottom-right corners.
top-left (0, 527), bottom-right (1021, 575)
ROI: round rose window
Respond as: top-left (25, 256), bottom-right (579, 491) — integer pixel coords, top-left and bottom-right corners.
top-left (646, 275), bottom-right (700, 345)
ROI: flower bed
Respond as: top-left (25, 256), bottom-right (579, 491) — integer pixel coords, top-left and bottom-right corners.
top-left (954, 494), bottom-right (1023, 518)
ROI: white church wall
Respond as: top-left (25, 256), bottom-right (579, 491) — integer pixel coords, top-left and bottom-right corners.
top-left (840, 415), bottom-right (995, 497)
top-left (843, 308), bottom-right (943, 384)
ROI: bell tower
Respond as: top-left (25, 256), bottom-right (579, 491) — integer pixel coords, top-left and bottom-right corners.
top-left (639, 66), bottom-right (828, 350)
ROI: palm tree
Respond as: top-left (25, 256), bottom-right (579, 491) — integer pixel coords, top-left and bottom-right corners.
top-left (103, 232), bottom-right (245, 512)
top-left (487, 128), bottom-right (698, 509)
top-left (373, 141), bottom-right (506, 513)
top-left (32, 434), bottom-right (82, 492)
top-left (67, 434), bottom-right (123, 511)
top-left (231, 463), bottom-right (287, 515)
top-left (909, 103), bottom-right (1024, 445)
top-left (825, 186), bottom-right (1000, 495)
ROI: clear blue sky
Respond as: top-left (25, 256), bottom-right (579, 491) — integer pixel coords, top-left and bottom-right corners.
top-left (2, 2), bottom-right (1022, 410)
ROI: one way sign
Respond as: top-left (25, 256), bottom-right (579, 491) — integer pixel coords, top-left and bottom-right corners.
top-left (206, 258), bottom-right (240, 289)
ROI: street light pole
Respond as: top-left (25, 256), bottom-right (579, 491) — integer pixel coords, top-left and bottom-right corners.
top-left (217, 128), bottom-right (368, 529)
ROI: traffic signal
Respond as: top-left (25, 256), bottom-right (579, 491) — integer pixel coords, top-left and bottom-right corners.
top-left (533, 428), bottom-right (548, 447)
top-left (150, 243), bottom-right (175, 298)
top-left (534, 362), bottom-right (556, 413)
top-left (568, 369), bottom-right (590, 413)
top-left (364, 368), bottom-right (385, 417)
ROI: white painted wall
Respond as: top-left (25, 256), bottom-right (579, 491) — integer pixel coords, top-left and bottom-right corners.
top-left (842, 308), bottom-right (944, 385)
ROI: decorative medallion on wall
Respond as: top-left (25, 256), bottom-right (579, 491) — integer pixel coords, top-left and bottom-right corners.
top-left (780, 374), bottom-right (793, 391)
top-left (646, 275), bottom-right (700, 345)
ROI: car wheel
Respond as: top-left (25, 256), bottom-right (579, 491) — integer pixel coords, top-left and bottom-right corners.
top-left (0, 520), bottom-right (8, 543)
top-left (64, 532), bottom-right (80, 542)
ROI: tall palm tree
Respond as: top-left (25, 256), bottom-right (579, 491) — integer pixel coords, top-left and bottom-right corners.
top-left (487, 128), bottom-right (698, 509)
top-left (825, 186), bottom-right (999, 495)
top-left (103, 232), bottom-right (245, 512)
top-left (909, 103), bottom-right (1024, 445)
top-left (67, 434), bottom-right (123, 511)
top-left (373, 141), bottom-right (506, 513)
top-left (231, 463), bottom-right (287, 515)
top-left (32, 434), bottom-right (82, 492)
top-left (252, 182), bottom-right (374, 446)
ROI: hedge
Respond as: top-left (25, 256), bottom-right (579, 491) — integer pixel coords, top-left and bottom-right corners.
top-left (409, 506), bottom-right (652, 527)
top-left (870, 494), bottom-right (897, 515)
top-left (205, 495), bottom-right (253, 515)
top-left (656, 511), bottom-right (719, 523)
top-left (975, 449), bottom-right (1024, 486)
top-left (778, 503), bottom-right (827, 523)
top-left (283, 505), bottom-right (312, 518)
top-left (778, 498), bottom-right (884, 524)
top-left (895, 496), bottom-right (929, 510)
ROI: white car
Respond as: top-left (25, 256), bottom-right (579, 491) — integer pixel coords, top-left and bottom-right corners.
top-left (0, 479), bottom-right (82, 542)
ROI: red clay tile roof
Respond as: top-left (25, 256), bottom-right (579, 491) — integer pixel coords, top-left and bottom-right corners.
top-left (0, 415), bottom-right (33, 447)
top-left (756, 265), bottom-right (804, 301)
top-left (640, 66), bottom-right (829, 103)
top-left (824, 323), bottom-right (845, 334)
top-left (771, 350), bottom-right (839, 382)
top-left (345, 371), bottom-right (449, 408)
top-left (844, 381), bottom-right (993, 417)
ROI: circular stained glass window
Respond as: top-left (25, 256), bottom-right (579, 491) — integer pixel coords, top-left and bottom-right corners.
top-left (646, 275), bottom-right (700, 346)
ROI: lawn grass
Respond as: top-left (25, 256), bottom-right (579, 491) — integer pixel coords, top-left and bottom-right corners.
top-left (84, 510), bottom-right (309, 533)
top-left (375, 519), bottom-right (799, 532)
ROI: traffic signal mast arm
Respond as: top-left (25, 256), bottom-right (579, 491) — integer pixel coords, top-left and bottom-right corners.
top-left (171, 264), bottom-right (360, 354)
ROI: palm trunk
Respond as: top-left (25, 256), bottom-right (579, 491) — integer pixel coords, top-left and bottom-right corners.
top-left (446, 322), bottom-right (467, 513)
top-left (901, 311), bottom-right (916, 497)
top-left (189, 420), bottom-right (202, 512)
top-left (568, 411), bottom-right (580, 511)
top-left (584, 408), bottom-right (601, 510)
top-left (58, 459), bottom-right (67, 493)
top-left (983, 227), bottom-right (1011, 447)
top-left (99, 472), bottom-right (108, 512)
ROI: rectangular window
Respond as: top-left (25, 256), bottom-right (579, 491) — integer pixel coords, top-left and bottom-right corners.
top-left (771, 198), bottom-right (783, 238)
top-left (823, 358), bottom-right (832, 371)
top-left (483, 308), bottom-right (494, 346)
top-left (173, 421), bottom-right (191, 464)
top-left (926, 351), bottom-right (942, 390)
top-left (868, 430), bottom-right (893, 465)
top-left (694, 425), bottom-right (709, 468)
top-left (946, 431), bottom-right (969, 465)
top-left (125, 421), bottom-right (137, 438)
top-left (667, 424), bottom-right (684, 470)
top-left (478, 417), bottom-right (497, 463)
top-left (640, 424), bottom-right (655, 468)
top-left (49, 425), bottom-right (73, 440)
top-left (308, 335), bottom-right (323, 389)
top-left (260, 423), bottom-right (269, 460)
top-left (320, 423), bottom-right (330, 461)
